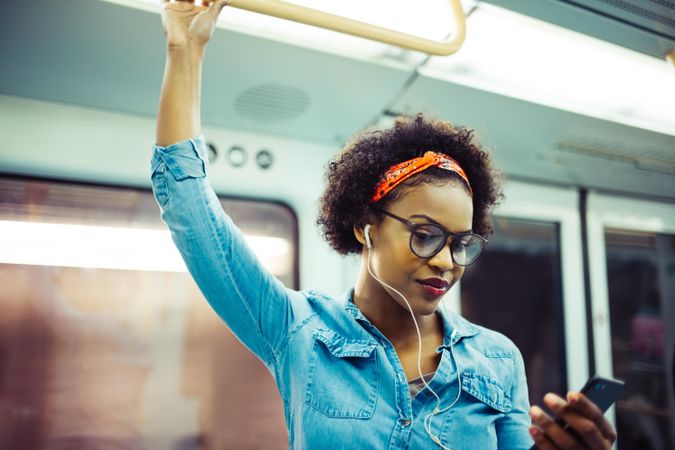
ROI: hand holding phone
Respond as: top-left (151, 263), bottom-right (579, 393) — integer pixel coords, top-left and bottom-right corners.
top-left (530, 375), bottom-right (624, 450)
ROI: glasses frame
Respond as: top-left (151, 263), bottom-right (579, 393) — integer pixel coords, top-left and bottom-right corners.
top-left (372, 207), bottom-right (488, 266)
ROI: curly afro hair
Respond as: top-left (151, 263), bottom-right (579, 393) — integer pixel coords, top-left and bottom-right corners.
top-left (317, 114), bottom-right (503, 255)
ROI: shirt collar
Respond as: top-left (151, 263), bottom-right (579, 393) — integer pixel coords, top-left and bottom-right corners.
top-left (342, 288), bottom-right (480, 346)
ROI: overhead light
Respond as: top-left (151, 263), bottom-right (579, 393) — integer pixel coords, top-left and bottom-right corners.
top-left (421, 4), bottom-right (675, 136)
top-left (102, 0), bottom-right (475, 64)
top-left (0, 220), bottom-right (291, 274)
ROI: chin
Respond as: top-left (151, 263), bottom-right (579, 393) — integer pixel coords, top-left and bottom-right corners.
top-left (403, 299), bottom-right (440, 317)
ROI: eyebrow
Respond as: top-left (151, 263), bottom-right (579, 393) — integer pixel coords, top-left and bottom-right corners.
top-left (409, 214), bottom-right (473, 234)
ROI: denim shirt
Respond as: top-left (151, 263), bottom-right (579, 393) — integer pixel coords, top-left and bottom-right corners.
top-left (150, 136), bottom-right (534, 450)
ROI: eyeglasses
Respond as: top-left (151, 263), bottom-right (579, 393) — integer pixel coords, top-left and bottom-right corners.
top-left (373, 208), bottom-right (487, 266)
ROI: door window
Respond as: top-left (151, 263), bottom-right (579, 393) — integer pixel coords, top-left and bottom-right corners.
top-left (604, 229), bottom-right (674, 450)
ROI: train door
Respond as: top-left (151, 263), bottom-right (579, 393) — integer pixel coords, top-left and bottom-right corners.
top-left (459, 181), bottom-right (589, 409)
top-left (587, 194), bottom-right (675, 450)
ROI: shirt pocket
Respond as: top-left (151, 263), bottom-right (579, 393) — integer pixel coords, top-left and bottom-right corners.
top-left (461, 372), bottom-right (512, 413)
top-left (438, 372), bottom-right (512, 449)
top-left (304, 329), bottom-right (379, 419)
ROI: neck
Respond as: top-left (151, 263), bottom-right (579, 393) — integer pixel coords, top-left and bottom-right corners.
top-left (353, 255), bottom-right (443, 350)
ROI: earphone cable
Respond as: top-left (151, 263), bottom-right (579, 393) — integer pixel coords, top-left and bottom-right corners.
top-left (366, 246), bottom-right (452, 448)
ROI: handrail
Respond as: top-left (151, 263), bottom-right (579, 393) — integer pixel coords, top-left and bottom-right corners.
top-left (667, 49), bottom-right (675, 69)
top-left (171, 0), bottom-right (466, 56)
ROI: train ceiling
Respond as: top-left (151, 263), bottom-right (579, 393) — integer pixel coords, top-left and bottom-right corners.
top-left (1, 0), bottom-right (673, 200)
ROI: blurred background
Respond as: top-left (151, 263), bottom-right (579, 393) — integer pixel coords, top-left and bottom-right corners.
top-left (0, 0), bottom-right (674, 448)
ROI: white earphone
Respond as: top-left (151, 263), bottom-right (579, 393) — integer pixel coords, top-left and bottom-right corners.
top-left (364, 224), bottom-right (372, 249)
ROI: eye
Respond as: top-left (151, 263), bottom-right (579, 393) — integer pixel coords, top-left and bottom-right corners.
top-left (413, 229), bottom-right (432, 239)
top-left (412, 224), bottom-right (443, 239)
top-left (458, 236), bottom-right (472, 246)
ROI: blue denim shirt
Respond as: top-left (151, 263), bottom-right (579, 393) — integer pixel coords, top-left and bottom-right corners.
top-left (150, 136), bottom-right (534, 450)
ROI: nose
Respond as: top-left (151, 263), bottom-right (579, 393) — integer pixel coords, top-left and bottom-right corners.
top-left (428, 241), bottom-right (454, 272)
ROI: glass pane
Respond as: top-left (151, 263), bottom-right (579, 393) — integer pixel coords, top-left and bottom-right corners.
top-left (0, 177), bottom-right (295, 449)
top-left (460, 217), bottom-right (566, 406)
top-left (605, 229), bottom-right (674, 450)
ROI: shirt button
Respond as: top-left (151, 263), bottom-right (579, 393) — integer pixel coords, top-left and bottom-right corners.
top-left (401, 418), bottom-right (411, 427)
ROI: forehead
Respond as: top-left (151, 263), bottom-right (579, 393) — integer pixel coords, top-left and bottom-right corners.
top-left (387, 182), bottom-right (473, 231)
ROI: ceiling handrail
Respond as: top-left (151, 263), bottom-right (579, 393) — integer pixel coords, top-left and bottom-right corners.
top-left (173, 0), bottom-right (467, 56)
top-left (666, 49), bottom-right (675, 69)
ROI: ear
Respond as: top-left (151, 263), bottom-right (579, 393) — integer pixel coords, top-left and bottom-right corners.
top-left (353, 224), bottom-right (367, 246)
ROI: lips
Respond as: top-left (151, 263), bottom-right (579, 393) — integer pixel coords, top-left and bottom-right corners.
top-left (417, 278), bottom-right (451, 299)
top-left (418, 278), bottom-right (450, 289)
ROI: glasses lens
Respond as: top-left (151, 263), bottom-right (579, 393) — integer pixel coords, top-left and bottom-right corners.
top-left (452, 234), bottom-right (485, 266)
top-left (410, 224), bottom-right (446, 257)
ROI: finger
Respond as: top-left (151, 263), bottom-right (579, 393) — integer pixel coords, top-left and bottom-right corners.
top-left (567, 392), bottom-right (617, 442)
top-left (544, 394), bottom-right (607, 450)
top-left (162, 1), bottom-right (193, 11)
top-left (529, 425), bottom-right (562, 450)
top-left (554, 412), bottom-right (608, 450)
top-left (530, 405), bottom-right (578, 449)
top-left (209, 0), bottom-right (229, 18)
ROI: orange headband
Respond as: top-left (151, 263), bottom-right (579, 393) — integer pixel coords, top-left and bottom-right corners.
top-left (371, 151), bottom-right (472, 202)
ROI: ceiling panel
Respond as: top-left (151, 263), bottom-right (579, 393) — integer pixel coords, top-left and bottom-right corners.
top-left (0, 0), bottom-right (414, 144)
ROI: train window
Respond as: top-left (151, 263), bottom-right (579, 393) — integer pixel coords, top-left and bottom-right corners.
top-left (604, 229), bottom-right (674, 450)
top-left (460, 217), bottom-right (566, 408)
top-left (0, 177), bottom-right (294, 449)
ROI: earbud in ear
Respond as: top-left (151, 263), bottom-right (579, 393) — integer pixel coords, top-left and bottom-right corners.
top-left (364, 224), bottom-right (372, 249)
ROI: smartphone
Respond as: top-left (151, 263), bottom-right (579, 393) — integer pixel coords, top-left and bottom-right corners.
top-left (530, 375), bottom-right (624, 449)
top-left (578, 374), bottom-right (625, 413)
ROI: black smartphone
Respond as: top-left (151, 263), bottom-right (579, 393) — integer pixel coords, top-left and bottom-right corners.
top-left (530, 375), bottom-right (624, 449)
top-left (578, 375), bottom-right (625, 413)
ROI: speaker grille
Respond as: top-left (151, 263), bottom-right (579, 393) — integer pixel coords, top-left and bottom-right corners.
top-left (234, 83), bottom-right (310, 122)
top-left (555, 137), bottom-right (675, 175)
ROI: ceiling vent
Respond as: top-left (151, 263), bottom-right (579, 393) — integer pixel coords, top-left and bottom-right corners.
top-left (555, 136), bottom-right (675, 176)
top-left (559, 0), bottom-right (675, 39)
top-left (234, 83), bottom-right (310, 122)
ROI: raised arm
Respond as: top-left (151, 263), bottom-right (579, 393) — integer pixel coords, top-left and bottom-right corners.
top-left (152, 0), bottom-right (297, 371)
top-left (156, 0), bottom-right (226, 146)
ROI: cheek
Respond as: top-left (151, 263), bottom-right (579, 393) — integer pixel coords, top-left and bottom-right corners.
top-left (377, 237), bottom-right (416, 274)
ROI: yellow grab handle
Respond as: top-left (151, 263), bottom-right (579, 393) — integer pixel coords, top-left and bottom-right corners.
top-left (171, 0), bottom-right (467, 56)
top-left (666, 49), bottom-right (675, 69)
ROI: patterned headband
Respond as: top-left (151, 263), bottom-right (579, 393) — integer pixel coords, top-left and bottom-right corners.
top-left (371, 151), bottom-right (472, 203)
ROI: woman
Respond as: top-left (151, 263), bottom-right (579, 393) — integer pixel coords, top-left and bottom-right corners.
top-left (152, 1), bottom-right (618, 448)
